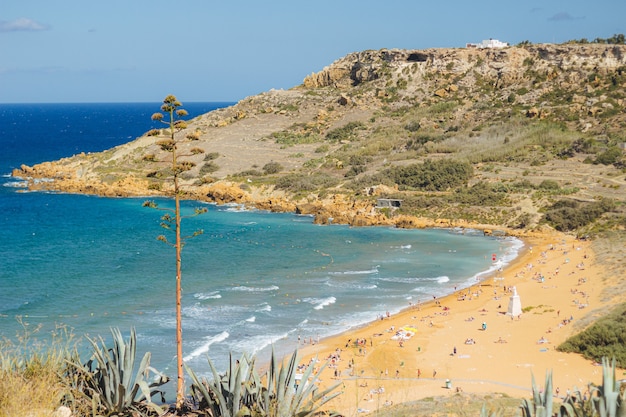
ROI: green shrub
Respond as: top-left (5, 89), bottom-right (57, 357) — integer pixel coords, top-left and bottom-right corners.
top-left (543, 198), bottom-right (617, 231)
top-left (204, 152), bottom-right (220, 161)
top-left (450, 182), bottom-right (508, 206)
top-left (271, 125), bottom-right (322, 146)
top-left (557, 303), bottom-right (626, 367)
top-left (344, 165), bottom-right (366, 177)
top-left (595, 146), bottom-right (623, 165)
top-left (387, 159), bottom-right (473, 191)
top-left (235, 169), bottom-right (264, 177)
top-left (396, 194), bottom-right (445, 211)
top-left (325, 121), bottom-right (364, 142)
top-left (348, 154), bottom-right (372, 166)
top-left (200, 162), bottom-right (220, 176)
top-left (538, 179), bottom-right (560, 190)
top-left (263, 162), bottom-right (283, 174)
top-left (274, 173), bottom-right (339, 192)
top-left (406, 133), bottom-right (441, 149)
top-left (404, 121), bottom-right (421, 132)
top-left (511, 179), bottom-right (535, 190)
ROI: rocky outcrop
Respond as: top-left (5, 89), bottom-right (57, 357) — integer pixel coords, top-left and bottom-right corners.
top-left (303, 44), bottom-right (626, 91)
top-left (203, 183), bottom-right (250, 205)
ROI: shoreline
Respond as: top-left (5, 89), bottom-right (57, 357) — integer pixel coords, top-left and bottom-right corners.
top-left (250, 227), bottom-right (526, 370)
top-left (293, 232), bottom-right (615, 416)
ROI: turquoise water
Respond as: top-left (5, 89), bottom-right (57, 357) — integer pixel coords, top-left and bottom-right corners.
top-left (0, 103), bottom-right (523, 395)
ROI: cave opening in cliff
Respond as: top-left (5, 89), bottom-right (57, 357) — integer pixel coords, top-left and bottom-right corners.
top-left (407, 53), bottom-right (428, 62)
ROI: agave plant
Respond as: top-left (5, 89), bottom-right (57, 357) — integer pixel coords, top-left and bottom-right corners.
top-left (67, 327), bottom-right (169, 416)
top-left (557, 383), bottom-right (604, 417)
top-left (256, 348), bottom-right (342, 417)
top-left (534, 357), bottom-right (626, 417)
top-left (187, 348), bottom-right (342, 417)
top-left (186, 351), bottom-right (258, 417)
top-left (521, 370), bottom-right (553, 417)
top-left (590, 357), bottom-right (626, 417)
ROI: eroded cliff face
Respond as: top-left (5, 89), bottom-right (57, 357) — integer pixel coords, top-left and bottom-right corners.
top-left (304, 44), bottom-right (626, 90)
top-left (12, 43), bottom-right (626, 234)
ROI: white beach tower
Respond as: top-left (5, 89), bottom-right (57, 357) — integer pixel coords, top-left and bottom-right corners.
top-left (507, 286), bottom-right (522, 317)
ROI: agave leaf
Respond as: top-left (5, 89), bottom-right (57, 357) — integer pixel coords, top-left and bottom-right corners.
top-left (132, 351), bottom-right (153, 402)
top-left (187, 353), bottom-right (239, 417)
top-left (135, 379), bottom-right (167, 416)
top-left (520, 398), bottom-right (533, 417)
top-left (522, 371), bottom-right (553, 417)
top-left (71, 328), bottom-right (167, 416)
top-left (557, 402), bottom-right (578, 417)
top-left (185, 363), bottom-right (216, 414)
top-left (544, 369), bottom-right (553, 415)
top-left (208, 363), bottom-right (234, 417)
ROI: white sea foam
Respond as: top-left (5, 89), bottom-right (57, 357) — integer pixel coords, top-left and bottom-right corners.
top-left (222, 203), bottom-right (248, 212)
top-left (379, 275), bottom-right (448, 284)
top-left (391, 244), bottom-right (412, 249)
top-left (2, 180), bottom-right (28, 188)
top-left (230, 285), bottom-right (279, 292)
top-left (466, 237), bottom-right (525, 285)
top-left (245, 316), bottom-right (256, 323)
top-left (303, 296), bottom-right (336, 310)
top-left (183, 303), bottom-right (257, 322)
top-left (378, 276), bottom-right (421, 284)
top-left (183, 331), bottom-right (230, 362)
top-left (256, 303), bottom-right (271, 312)
top-left (228, 331), bottom-right (292, 356)
top-left (194, 291), bottom-right (221, 300)
top-left (325, 280), bottom-right (378, 290)
top-left (328, 267), bottom-right (379, 275)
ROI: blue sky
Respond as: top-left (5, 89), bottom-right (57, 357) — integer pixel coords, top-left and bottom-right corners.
top-left (1, 0), bottom-right (625, 103)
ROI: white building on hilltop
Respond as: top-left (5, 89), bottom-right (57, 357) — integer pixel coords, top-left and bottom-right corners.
top-left (466, 38), bottom-right (509, 49)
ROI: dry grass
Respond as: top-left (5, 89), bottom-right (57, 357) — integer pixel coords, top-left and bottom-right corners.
top-left (369, 392), bottom-right (522, 417)
top-left (0, 367), bottom-right (65, 417)
top-left (0, 324), bottom-right (79, 417)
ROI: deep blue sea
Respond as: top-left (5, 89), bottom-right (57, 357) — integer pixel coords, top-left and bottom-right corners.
top-left (0, 102), bottom-right (523, 396)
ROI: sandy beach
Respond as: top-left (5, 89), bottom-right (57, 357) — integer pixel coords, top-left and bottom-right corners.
top-left (294, 231), bottom-right (618, 416)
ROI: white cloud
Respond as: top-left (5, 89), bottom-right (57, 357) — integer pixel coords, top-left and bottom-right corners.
top-left (0, 18), bottom-right (50, 32)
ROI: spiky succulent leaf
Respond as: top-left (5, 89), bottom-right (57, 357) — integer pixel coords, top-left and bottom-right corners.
top-left (68, 327), bottom-right (167, 416)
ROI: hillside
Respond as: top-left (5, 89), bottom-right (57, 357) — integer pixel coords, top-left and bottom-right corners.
top-left (14, 43), bottom-right (626, 236)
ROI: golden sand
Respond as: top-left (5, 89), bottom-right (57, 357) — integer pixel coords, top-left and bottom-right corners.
top-left (295, 232), bottom-right (616, 416)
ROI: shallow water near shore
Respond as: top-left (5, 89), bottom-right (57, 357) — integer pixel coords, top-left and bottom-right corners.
top-left (0, 103), bottom-right (522, 398)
